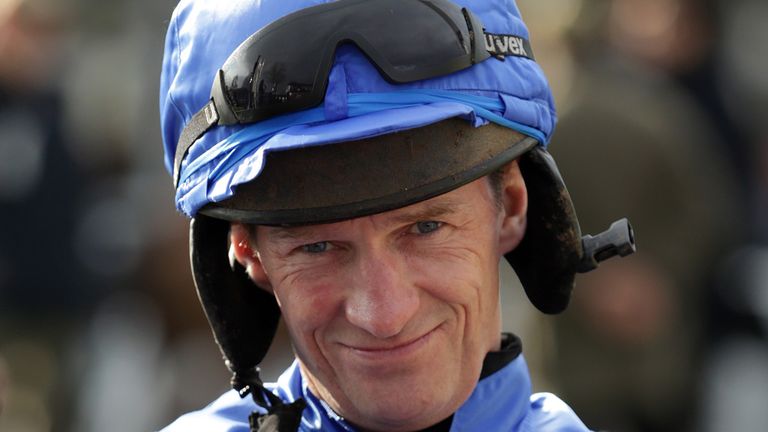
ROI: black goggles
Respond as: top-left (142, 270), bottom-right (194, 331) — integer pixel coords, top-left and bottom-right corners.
top-left (174, 0), bottom-right (535, 185)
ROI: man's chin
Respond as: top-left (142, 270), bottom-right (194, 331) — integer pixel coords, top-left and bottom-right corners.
top-left (342, 396), bottom-right (456, 432)
top-left (304, 328), bottom-right (479, 430)
top-left (331, 369), bottom-right (472, 432)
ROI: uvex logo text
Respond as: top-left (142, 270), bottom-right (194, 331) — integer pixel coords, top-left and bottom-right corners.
top-left (484, 34), bottom-right (533, 60)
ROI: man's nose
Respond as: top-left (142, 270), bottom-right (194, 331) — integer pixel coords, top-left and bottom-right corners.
top-left (344, 247), bottom-right (419, 339)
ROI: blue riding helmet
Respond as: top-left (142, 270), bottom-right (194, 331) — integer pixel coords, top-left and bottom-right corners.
top-left (161, 0), bottom-right (556, 220)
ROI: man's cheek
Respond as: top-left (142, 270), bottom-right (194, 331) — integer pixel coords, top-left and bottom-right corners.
top-left (411, 261), bottom-right (481, 302)
top-left (280, 295), bottom-right (332, 342)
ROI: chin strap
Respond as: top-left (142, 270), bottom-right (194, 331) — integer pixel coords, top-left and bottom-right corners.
top-left (231, 365), bottom-right (306, 432)
top-left (249, 399), bottom-right (307, 432)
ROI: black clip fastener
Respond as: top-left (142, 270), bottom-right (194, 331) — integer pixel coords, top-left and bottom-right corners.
top-left (577, 218), bottom-right (636, 273)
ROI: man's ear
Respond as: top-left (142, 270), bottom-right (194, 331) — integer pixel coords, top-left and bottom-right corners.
top-left (229, 223), bottom-right (273, 292)
top-left (497, 160), bottom-right (528, 255)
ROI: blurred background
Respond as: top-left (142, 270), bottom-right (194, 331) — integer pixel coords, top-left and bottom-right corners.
top-left (0, 0), bottom-right (766, 430)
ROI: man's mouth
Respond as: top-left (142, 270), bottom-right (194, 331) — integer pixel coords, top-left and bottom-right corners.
top-left (341, 324), bottom-right (442, 361)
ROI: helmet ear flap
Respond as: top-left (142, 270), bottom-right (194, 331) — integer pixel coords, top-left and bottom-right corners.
top-left (190, 214), bottom-right (281, 385)
top-left (505, 147), bottom-right (583, 314)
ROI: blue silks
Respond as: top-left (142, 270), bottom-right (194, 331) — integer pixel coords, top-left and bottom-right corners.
top-left (160, 354), bottom-right (591, 432)
top-left (175, 90), bottom-right (547, 217)
top-left (160, 0), bottom-right (558, 218)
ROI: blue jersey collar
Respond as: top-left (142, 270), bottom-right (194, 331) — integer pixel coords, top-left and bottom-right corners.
top-left (267, 334), bottom-right (527, 431)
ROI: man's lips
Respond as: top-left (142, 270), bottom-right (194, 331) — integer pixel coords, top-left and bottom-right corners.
top-left (340, 324), bottom-right (442, 360)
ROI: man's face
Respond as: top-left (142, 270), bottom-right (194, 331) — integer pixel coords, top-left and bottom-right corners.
top-left (244, 175), bottom-right (524, 431)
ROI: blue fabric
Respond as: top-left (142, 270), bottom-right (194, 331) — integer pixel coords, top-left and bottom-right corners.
top-left (160, 0), bottom-right (557, 218)
top-left (175, 90), bottom-right (546, 217)
top-left (160, 355), bottom-right (590, 432)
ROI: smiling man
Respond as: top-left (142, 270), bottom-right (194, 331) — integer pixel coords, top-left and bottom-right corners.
top-left (229, 166), bottom-right (525, 431)
top-left (159, 1), bottom-right (634, 431)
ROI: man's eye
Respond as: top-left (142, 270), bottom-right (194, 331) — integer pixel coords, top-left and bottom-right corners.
top-left (302, 241), bottom-right (329, 254)
top-left (412, 221), bottom-right (442, 235)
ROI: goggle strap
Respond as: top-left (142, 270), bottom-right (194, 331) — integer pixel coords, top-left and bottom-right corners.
top-left (174, 99), bottom-right (219, 186)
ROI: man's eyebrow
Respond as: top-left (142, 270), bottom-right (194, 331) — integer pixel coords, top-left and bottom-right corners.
top-left (263, 198), bottom-right (466, 240)
top-left (264, 225), bottom-right (319, 242)
top-left (389, 199), bottom-right (464, 224)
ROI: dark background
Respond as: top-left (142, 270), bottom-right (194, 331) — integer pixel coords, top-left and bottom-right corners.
top-left (1, 0), bottom-right (766, 430)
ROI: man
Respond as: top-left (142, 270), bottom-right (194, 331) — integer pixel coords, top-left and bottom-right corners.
top-left (159, 0), bottom-right (635, 431)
